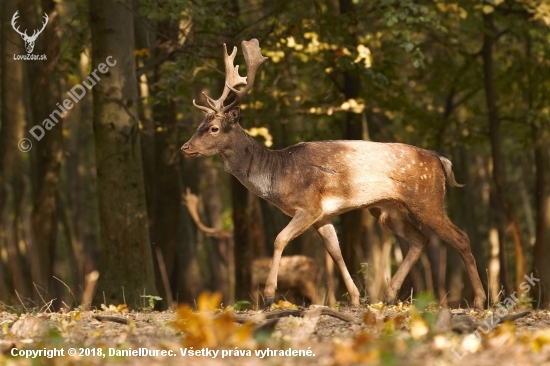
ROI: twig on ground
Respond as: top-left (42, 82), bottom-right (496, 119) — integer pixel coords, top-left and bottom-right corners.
top-left (155, 248), bottom-right (174, 309)
top-left (452, 310), bottom-right (532, 334)
top-left (40, 299), bottom-right (55, 313)
top-left (231, 308), bottom-right (362, 325)
top-left (498, 310), bottom-right (531, 322)
top-left (53, 276), bottom-right (77, 307)
top-left (92, 315), bottom-right (130, 325)
top-left (15, 290), bottom-right (29, 313)
top-left (33, 282), bottom-right (51, 313)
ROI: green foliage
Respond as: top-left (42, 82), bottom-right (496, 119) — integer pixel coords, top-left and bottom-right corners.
top-left (410, 292), bottom-right (438, 328)
top-left (140, 295), bottom-right (162, 311)
top-left (233, 300), bottom-right (251, 311)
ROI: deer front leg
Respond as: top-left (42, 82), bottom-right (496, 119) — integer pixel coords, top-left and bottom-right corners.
top-left (314, 219), bottom-right (360, 306)
top-left (264, 210), bottom-right (318, 308)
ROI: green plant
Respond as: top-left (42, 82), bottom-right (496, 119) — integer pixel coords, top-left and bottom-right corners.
top-left (233, 300), bottom-right (250, 311)
top-left (516, 296), bottom-right (534, 309)
top-left (357, 263), bottom-right (371, 305)
top-left (140, 295), bottom-right (162, 311)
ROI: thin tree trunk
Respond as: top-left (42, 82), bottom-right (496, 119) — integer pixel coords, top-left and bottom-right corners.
top-left (529, 30), bottom-right (550, 307)
top-left (150, 83), bottom-right (180, 306)
top-left (482, 13), bottom-right (526, 293)
top-left (149, 18), bottom-right (180, 294)
top-left (176, 158), bottom-right (203, 303)
top-left (0, 0), bottom-right (29, 298)
top-left (337, 0), bottom-right (367, 299)
top-left (28, 0), bottom-right (63, 300)
top-left (533, 122), bottom-right (550, 308)
top-left (233, 176), bottom-right (252, 303)
top-left (249, 193), bottom-right (266, 259)
top-left (200, 158), bottom-right (229, 300)
top-left (90, 0), bottom-right (157, 306)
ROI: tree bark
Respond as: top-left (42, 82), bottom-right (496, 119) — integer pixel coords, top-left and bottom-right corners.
top-left (175, 158), bottom-right (203, 303)
top-left (90, 0), bottom-right (157, 306)
top-left (232, 175), bottom-right (252, 303)
top-left (199, 158), bottom-right (228, 299)
top-left (150, 79), bottom-right (180, 305)
top-left (337, 0), bottom-right (366, 300)
top-left (26, 0), bottom-right (64, 299)
top-left (482, 13), bottom-right (526, 293)
top-left (533, 122), bottom-right (550, 308)
top-left (0, 0), bottom-right (28, 298)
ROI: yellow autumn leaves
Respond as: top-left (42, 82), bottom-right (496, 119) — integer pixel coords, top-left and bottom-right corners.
top-left (173, 292), bottom-right (255, 349)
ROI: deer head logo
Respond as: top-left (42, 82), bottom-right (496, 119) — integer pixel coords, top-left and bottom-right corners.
top-left (11, 11), bottom-right (48, 54)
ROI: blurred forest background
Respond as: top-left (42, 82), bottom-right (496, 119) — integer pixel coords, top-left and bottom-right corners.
top-left (0, 0), bottom-right (549, 311)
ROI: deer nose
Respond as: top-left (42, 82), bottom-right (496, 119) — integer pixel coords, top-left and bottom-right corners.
top-left (181, 143), bottom-right (189, 153)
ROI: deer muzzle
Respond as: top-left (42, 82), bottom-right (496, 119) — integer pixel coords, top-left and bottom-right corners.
top-left (180, 142), bottom-right (199, 158)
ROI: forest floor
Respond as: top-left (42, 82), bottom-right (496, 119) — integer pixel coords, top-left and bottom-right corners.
top-left (1, 296), bottom-right (550, 366)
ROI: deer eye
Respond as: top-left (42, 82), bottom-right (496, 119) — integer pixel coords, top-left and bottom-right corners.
top-left (210, 126), bottom-right (219, 133)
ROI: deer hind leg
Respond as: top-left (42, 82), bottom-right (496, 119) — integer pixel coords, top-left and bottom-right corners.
top-left (264, 210), bottom-right (318, 308)
top-left (369, 207), bottom-right (429, 305)
top-left (414, 210), bottom-right (486, 309)
top-left (314, 219), bottom-right (360, 306)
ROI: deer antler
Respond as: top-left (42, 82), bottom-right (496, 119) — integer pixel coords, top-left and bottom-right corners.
top-left (11, 11), bottom-right (28, 38)
top-left (183, 188), bottom-right (230, 237)
top-left (193, 39), bottom-right (268, 114)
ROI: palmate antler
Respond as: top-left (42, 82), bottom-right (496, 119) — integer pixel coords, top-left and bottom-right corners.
top-left (193, 39), bottom-right (268, 115)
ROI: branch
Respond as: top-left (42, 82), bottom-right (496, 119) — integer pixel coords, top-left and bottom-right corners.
top-left (92, 315), bottom-right (130, 325)
top-left (231, 308), bottom-right (362, 325)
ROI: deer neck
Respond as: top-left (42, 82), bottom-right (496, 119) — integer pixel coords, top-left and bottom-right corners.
top-left (219, 127), bottom-right (273, 199)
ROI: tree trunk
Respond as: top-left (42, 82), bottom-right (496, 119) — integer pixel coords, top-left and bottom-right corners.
top-left (150, 83), bottom-right (180, 306)
top-left (482, 13), bottom-right (526, 294)
top-left (199, 158), bottom-right (229, 300)
top-left (90, 0), bottom-right (157, 306)
top-left (30, 0), bottom-right (64, 290)
top-left (174, 157), bottom-right (203, 304)
top-left (533, 122), bottom-right (550, 308)
top-left (337, 0), bottom-right (367, 300)
top-left (0, 0), bottom-right (28, 298)
top-left (233, 176), bottom-right (252, 303)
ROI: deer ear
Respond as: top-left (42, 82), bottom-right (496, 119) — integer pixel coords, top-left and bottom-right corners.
top-left (227, 107), bottom-right (240, 124)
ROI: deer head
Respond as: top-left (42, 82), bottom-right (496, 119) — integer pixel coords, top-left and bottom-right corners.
top-left (11, 11), bottom-right (48, 54)
top-left (181, 39), bottom-right (268, 157)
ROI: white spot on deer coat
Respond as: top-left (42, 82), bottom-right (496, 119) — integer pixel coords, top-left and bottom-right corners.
top-left (322, 197), bottom-right (345, 215)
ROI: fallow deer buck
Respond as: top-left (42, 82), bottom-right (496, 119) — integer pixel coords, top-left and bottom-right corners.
top-left (181, 39), bottom-right (487, 309)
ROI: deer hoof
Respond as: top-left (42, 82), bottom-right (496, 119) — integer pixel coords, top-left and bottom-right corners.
top-left (263, 297), bottom-right (274, 309)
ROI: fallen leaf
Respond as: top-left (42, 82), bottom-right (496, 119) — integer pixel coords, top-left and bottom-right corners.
top-left (410, 319), bottom-right (429, 340)
top-left (532, 329), bottom-right (550, 352)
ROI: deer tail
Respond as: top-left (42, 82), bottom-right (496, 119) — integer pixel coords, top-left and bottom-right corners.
top-left (437, 154), bottom-right (465, 187)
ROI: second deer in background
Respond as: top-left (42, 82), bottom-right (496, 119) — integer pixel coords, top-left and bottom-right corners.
top-left (183, 189), bottom-right (322, 307)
